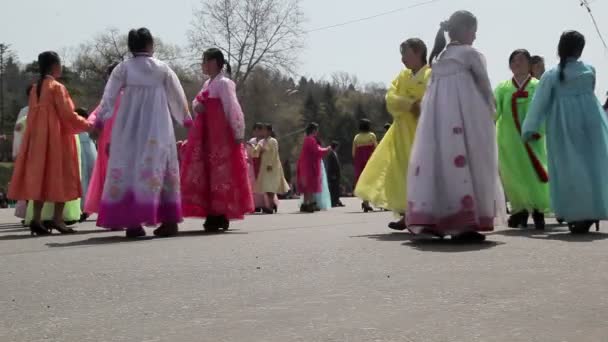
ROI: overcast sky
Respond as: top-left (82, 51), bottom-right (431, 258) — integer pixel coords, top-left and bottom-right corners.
top-left (2, 0), bottom-right (607, 97)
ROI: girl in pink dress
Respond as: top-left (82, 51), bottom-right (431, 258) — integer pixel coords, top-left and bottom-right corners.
top-left (297, 122), bottom-right (331, 213)
top-left (180, 48), bottom-right (254, 231)
top-left (84, 63), bottom-right (120, 220)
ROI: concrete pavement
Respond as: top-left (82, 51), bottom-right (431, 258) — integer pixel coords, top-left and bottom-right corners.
top-left (1, 198), bottom-right (607, 342)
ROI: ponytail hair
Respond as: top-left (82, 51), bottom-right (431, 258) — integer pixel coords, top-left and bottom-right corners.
top-left (558, 58), bottom-right (568, 82)
top-left (557, 30), bottom-right (586, 83)
top-left (225, 63), bottom-right (232, 78)
top-left (203, 48), bottom-right (231, 77)
top-left (128, 28), bottom-right (154, 54)
top-left (430, 11), bottom-right (478, 66)
top-left (36, 51), bottom-right (61, 100)
top-left (429, 22), bottom-right (448, 66)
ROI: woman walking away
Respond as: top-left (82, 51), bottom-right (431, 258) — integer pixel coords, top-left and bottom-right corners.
top-left (254, 124), bottom-right (290, 214)
top-left (355, 38), bottom-right (431, 230)
top-left (94, 28), bottom-right (192, 238)
top-left (9, 51), bottom-right (92, 236)
top-left (522, 30), bottom-right (608, 234)
top-left (352, 118), bottom-right (377, 212)
top-left (180, 48), bottom-right (254, 231)
top-left (297, 123), bottom-right (331, 213)
top-left (495, 49), bottom-right (550, 230)
top-left (406, 11), bottom-right (506, 242)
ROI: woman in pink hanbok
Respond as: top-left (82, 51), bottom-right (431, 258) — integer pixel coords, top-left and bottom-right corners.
top-left (297, 122), bottom-right (331, 213)
top-left (406, 11), bottom-right (505, 242)
top-left (180, 48), bottom-right (254, 231)
top-left (94, 28), bottom-right (192, 238)
top-left (84, 63), bottom-right (120, 222)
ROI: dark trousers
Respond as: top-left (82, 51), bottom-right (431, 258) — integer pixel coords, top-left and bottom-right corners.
top-left (328, 180), bottom-right (341, 206)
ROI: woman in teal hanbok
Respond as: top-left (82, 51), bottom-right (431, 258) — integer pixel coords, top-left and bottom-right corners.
top-left (523, 30), bottom-right (608, 234)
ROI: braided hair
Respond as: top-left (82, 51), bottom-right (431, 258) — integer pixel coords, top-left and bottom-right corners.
top-left (557, 30), bottom-right (586, 82)
top-left (36, 51), bottom-right (61, 100)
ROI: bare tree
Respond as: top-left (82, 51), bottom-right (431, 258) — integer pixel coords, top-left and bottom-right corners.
top-left (331, 71), bottom-right (360, 92)
top-left (188, 0), bottom-right (306, 87)
top-left (70, 28), bottom-right (188, 81)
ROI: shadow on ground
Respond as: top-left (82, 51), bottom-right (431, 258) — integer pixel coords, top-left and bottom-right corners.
top-left (490, 227), bottom-right (608, 242)
top-left (353, 232), bottom-right (504, 252)
top-left (0, 229), bottom-right (108, 241)
top-left (45, 230), bottom-right (247, 248)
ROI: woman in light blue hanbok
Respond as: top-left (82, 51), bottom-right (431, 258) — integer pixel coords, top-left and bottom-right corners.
top-left (522, 30), bottom-right (608, 234)
top-left (315, 160), bottom-right (332, 210)
top-left (75, 108), bottom-right (98, 219)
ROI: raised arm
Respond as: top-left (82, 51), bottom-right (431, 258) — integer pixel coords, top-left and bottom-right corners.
top-left (385, 70), bottom-right (417, 119)
top-left (218, 79), bottom-right (245, 141)
top-left (165, 66), bottom-right (192, 127)
top-left (95, 62), bottom-right (126, 128)
top-left (522, 72), bottom-right (554, 141)
top-left (53, 83), bottom-right (91, 134)
top-left (265, 138), bottom-right (280, 169)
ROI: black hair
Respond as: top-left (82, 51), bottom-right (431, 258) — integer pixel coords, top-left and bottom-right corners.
top-left (128, 28), bottom-right (154, 54)
top-left (401, 38), bottom-right (428, 65)
top-left (384, 123), bottom-right (391, 130)
top-left (36, 51), bottom-right (61, 99)
top-left (253, 122), bottom-right (264, 130)
top-left (264, 123), bottom-right (276, 138)
top-left (359, 118), bottom-right (371, 133)
top-left (75, 107), bottom-right (88, 119)
top-left (429, 10), bottom-right (478, 65)
top-left (107, 62), bottom-right (120, 77)
top-left (509, 49), bottom-right (532, 64)
top-left (530, 55), bottom-right (545, 65)
top-left (25, 84), bottom-right (33, 98)
top-left (306, 122), bottom-right (319, 136)
top-left (330, 141), bottom-right (340, 149)
top-left (203, 48), bottom-right (232, 76)
top-left (558, 30), bottom-right (586, 82)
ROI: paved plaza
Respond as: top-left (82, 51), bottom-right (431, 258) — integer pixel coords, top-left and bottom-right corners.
top-left (1, 198), bottom-right (607, 342)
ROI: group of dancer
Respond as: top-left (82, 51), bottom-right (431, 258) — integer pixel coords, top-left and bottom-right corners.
top-left (352, 10), bottom-right (608, 241)
top-left (8, 10), bottom-right (608, 242)
top-left (9, 28), bottom-right (258, 237)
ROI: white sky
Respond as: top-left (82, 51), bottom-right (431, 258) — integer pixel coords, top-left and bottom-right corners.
top-left (1, 0), bottom-right (607, 97)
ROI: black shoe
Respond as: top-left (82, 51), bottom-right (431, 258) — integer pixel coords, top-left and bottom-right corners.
top-left (79, 212), bottom-right (90, 223)
top-left (508, 211), bottom-right (529, 228)
top-left (45, 221), bottom-right (77, 234)
top-left (388, 220), bottom-right (407, 231)
top-left (204, 216), bottom-right (221, 232)
top-left (569, 221), bottom-right (593, 235)
top-left (262, 207), bottom-right (274, 215)
top-left (29, 221), bottom-right (51, 236)
top-left (300, 203), bottom-right (315, 213)
top-left (532, 211), bottom-right (545, 231)
top-left (452, 231), bottom-right (486, 242)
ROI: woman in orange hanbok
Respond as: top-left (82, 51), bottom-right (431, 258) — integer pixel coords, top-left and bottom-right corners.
top-left (8, 51), bottom-right (91, 236)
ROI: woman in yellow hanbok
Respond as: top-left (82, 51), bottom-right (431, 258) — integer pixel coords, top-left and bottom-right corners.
top-left (355, 38), bottom-right (431, 230)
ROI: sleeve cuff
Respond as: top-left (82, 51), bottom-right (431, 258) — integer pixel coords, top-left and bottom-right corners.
top-left (184, 117), bottom-right (194, 128)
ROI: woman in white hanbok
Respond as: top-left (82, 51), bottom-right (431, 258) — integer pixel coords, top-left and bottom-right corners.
top-left (94, 28), bottom-right (192, 238)
top-left (406, 11), bottom-right (505, 241)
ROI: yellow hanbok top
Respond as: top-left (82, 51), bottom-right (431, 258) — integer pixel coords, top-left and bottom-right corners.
top-left (354, 65), bottom-right (431, 214)
top-left (352, 132), bottom-right (378, 157)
